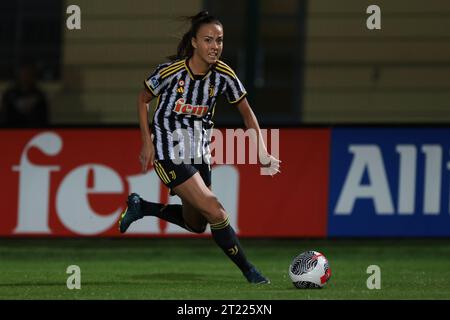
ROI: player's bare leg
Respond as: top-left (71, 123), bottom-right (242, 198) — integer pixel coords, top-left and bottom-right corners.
top-left (181, 200), bottom-right (208, 233)
top-left (118, 173), bottom-right (269, 284)
top-left (173, 173), bottom-right (270, 284)
top-left (172, 174), bottom-right (226, 224)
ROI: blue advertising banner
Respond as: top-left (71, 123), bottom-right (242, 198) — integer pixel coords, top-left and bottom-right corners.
top-left (329, 128), bottom-right (450, 236)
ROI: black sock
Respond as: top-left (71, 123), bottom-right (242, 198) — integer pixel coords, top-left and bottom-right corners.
top-left (210, 216), bottom-right (252, 273)
top-left (140, 200), bottom-right (164, 216)
top-left (140, 200), bottom-right (194, 232)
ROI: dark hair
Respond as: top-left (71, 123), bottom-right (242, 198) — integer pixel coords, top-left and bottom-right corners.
top-left (169, 11), bottom-right (222, 61)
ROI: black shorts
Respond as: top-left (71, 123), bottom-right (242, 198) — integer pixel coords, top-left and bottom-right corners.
top-left (153, 159), bottom-right (211, 195)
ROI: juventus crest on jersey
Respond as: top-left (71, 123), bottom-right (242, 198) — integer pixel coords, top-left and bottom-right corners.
top-left (144, 59), bottom-right (247, 162)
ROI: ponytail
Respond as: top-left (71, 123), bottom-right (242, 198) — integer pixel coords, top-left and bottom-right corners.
top-left (168, 11), bottom-right (222, 61)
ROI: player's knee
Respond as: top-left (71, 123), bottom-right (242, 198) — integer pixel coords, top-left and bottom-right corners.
top-left (200, 196), bottom-right (226, 222)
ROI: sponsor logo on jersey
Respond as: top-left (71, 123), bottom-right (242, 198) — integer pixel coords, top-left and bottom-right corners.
top-left (173, 98), bottom-right (208, 117)
top-left (177, 80), bottom-right (184, 94)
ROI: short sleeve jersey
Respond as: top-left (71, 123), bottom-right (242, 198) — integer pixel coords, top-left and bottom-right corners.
top-left (144, 58), bottom-right (247, 161)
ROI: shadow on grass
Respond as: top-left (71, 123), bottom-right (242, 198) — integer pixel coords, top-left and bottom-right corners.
top-left (129, 273), bottom-right (206, 281)
top-left (0, 281), bottom-right (137, 287)
top-left (0, 273), bottom-right (239, 288)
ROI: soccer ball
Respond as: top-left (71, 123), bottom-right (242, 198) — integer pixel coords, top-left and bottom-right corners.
top-left (288, 251), bottom-right (331, 288)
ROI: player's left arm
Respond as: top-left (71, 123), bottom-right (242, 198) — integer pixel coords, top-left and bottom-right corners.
top-left (236, 97), bottom-right (281, 175)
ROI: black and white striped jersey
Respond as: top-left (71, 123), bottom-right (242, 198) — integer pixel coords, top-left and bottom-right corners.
top-left (144, 58), bottom-right (247, 162)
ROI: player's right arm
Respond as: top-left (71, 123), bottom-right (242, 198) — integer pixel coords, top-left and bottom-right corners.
top-left (139, 62), bottom-right (171, 171)
top-left (138, 89), bottom-right (154, 172)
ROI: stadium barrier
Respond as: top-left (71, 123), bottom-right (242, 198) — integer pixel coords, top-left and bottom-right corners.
top-left (1, 128), bottom-right (449, 237)
top-left (329, 128), bottom-right (450, 237)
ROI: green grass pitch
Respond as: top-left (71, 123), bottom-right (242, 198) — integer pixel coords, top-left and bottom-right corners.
top-left (0, 238), bottom-right (449, 299)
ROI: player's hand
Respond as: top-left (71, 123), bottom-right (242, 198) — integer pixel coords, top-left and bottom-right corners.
top-left (259, 153), bottom-right (281, 176)
top-left (139, 142), bottom-right (155, 173)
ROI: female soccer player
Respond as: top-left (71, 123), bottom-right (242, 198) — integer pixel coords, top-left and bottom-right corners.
top-left (119, 11), bottom-right (280, 284)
